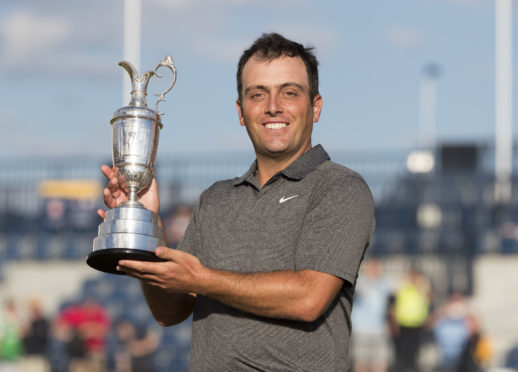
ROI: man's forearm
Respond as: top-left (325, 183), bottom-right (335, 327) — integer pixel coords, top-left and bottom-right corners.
top-left (141, 281), bottom-right (196, 326)
top-left (121, 248), bottom-right (342, 324)
top-left (196, 268), bottom-right (343, 322)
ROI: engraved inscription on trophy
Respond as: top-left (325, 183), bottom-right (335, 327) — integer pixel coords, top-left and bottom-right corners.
top-left (87, 56), bottom-right (177, 275)
top-left (124, 130), bottom-right (137, 155)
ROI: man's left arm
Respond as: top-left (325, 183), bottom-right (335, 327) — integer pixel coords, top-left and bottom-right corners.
top-left (118, 174), bottom-right (374, 322)
top-left (119, 248), bottom-right (342, 322)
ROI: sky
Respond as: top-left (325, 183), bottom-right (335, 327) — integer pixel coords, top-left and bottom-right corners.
top-left (0, 0), bottom-right (516, 158)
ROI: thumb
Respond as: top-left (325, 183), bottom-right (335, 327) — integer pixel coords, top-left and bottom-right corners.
top-left (155, 246), bottom-right (177, 260)
top-left (155, 247), bottom-right (193, 264)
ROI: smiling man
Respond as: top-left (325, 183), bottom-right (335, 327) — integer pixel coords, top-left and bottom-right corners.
top-left (100, 33), bottom-right (375, 371)
top-left (236, 52), bottom-right (321, 183)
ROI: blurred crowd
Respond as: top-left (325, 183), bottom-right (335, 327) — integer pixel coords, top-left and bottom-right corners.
top-left (2, 203), bottom-right (518, 372)
top-left (351, 259), bottom-right (517, 372)
top-left (0, 204), bottom-right (195, 372)
top-left (0, 294), bottom-right (161, 372)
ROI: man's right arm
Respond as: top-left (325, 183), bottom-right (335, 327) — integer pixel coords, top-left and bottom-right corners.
top-left (99, 164), bottom-right (196, 327)
top-left (140, 282), bottom-right (196, 326)
top-left (141, 212), bottom-right (197, 327)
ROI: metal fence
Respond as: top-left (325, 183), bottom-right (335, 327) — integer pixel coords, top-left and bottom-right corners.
top-left (1, 145), bottom-right (518, 261)
top-left (0, 149), bottom-right (409, 217)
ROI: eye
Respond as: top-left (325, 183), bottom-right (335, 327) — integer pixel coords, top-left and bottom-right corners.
top-left (284, 90), bottom-right (298, 97)
top-left (249, 92), bottom-right (264, 100)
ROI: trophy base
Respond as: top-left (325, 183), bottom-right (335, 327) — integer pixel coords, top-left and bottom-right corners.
top-left (89, 205), bottom-right (167, 275)
top-left (86, 248), bottom-right (166, 275)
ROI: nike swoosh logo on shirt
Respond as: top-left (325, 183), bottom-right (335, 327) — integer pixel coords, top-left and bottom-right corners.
top-left (279, 195), bottom-right (299, 203)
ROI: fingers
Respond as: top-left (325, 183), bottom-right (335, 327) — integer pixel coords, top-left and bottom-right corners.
top-left (119, 267), bottom-right (162, 287)
top-left (117, 248), bottom-right (178, 279)
top-left (116, 259), bottom-right (168, 284)
top-left (103, 186), bottom-right (118, 209)
top-left (117, 251), bottom-right (168, 275)
top-left (107, 177), bottom-right (122, 199)
top-left (116, 260), bottom-right (151, 278)
top-left (117, 262), bottom-right (156, 278)
top-left (103, 165), bottom-right (120, 196)
top-left (101, 164), bottom-right (117, 180)
top-left (100, 165), bottom-right (126, 209)
top-left (97, 209), bottom-right (107, 220)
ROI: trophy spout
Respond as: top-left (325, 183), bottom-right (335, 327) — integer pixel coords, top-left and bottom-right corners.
top-left (119, 61), bottom-right (156, 108)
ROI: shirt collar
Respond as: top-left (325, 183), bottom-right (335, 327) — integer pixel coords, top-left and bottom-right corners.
top-left (232, 144), bottom-right (330, 187)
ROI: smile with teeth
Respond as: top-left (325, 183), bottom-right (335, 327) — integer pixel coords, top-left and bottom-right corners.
top-left (264, 122), bottom-right (288, 129)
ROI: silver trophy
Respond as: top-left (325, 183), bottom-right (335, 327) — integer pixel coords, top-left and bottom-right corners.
top-left (87, 56), bottom-right (177, 275)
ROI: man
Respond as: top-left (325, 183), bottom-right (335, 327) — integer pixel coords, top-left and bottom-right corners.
top-left (98, 33), bottom-right (375, 371)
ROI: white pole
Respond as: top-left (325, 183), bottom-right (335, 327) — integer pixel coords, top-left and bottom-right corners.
top-left (418, 65), bottom-right (440, 151)
top-left (495, 0), bottom-right (513, 203)
top-left (123, 0), bottom-right (141, 105)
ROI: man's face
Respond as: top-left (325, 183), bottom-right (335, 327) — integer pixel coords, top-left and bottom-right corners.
top-left (236, 55), bottom-right (322, 162)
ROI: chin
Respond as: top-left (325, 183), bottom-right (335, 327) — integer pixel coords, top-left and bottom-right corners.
top-left (264, 144), bottom-right (289, 154)
top-left (263, 149), bottom-right (295, 160)
top-left (265, 141), bottom-right (291, 152)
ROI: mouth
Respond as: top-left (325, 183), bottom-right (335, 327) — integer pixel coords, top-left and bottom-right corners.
top-left (264, 122), bottom-right (288, 130)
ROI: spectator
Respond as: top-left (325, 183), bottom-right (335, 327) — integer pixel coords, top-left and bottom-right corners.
top-left (54, 296), bottom-right (110, 372)
top-left (0, 298), bottom-right (23, 371)
top-left (114, 318), bottom-right (159, 372)
top-left (390, 267), bottom-right (432, 372)
top-left (43, 198), bottom-right (66, 232)
top-left (456, 314), bottom-right (492, 372)
top-left (21, 298), bottom-right (50, 372)
top-left (429, 293), bottom-right (471, 372)
top-left (504, 341), bottom-right (518, 371)
top-left (351, 259), bottom-right (393, 372)
top-left (163, 205), bottom-right (193, 248)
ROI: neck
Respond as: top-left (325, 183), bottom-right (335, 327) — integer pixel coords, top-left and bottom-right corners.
top-left (255, 144), bottom-right (312, 187)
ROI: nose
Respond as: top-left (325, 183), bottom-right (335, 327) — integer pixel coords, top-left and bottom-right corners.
top-left (265, 93), bottom-right (282, 116)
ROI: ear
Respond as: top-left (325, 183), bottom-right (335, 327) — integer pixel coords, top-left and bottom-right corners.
top-left (312, 94), bottom-right (323, 123)
top-left (236, 99), bottom-right (246, 126)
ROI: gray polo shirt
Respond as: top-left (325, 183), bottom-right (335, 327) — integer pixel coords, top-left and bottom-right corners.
top-left (178, 145), bottom-right (375, 371)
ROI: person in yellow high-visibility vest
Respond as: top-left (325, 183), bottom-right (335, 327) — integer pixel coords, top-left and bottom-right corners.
top-left (390, 268), bottom-right (431, 372)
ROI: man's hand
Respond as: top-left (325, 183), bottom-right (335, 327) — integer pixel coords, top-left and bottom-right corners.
top-left (116, 247), bottom-right (199, 326)
top-left (117, 247), bottom-right (203, 294)
top-left (97, 165), bottom-right (161, 219)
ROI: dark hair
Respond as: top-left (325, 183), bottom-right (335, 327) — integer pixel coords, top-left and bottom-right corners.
top-left (236, 33), bottom-right (319, 102)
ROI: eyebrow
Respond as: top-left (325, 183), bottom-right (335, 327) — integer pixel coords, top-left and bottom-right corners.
top-left (244, 82), bottom-right (306, 95)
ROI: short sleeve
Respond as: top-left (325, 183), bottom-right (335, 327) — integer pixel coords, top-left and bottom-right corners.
top-left (176, 195), bottom-right (203, 258)
top-left (295, 175), bottom-right (375, 285)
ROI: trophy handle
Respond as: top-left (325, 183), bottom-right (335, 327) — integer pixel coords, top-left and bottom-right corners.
top-left (153, 55), bottom-right (177, 114)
